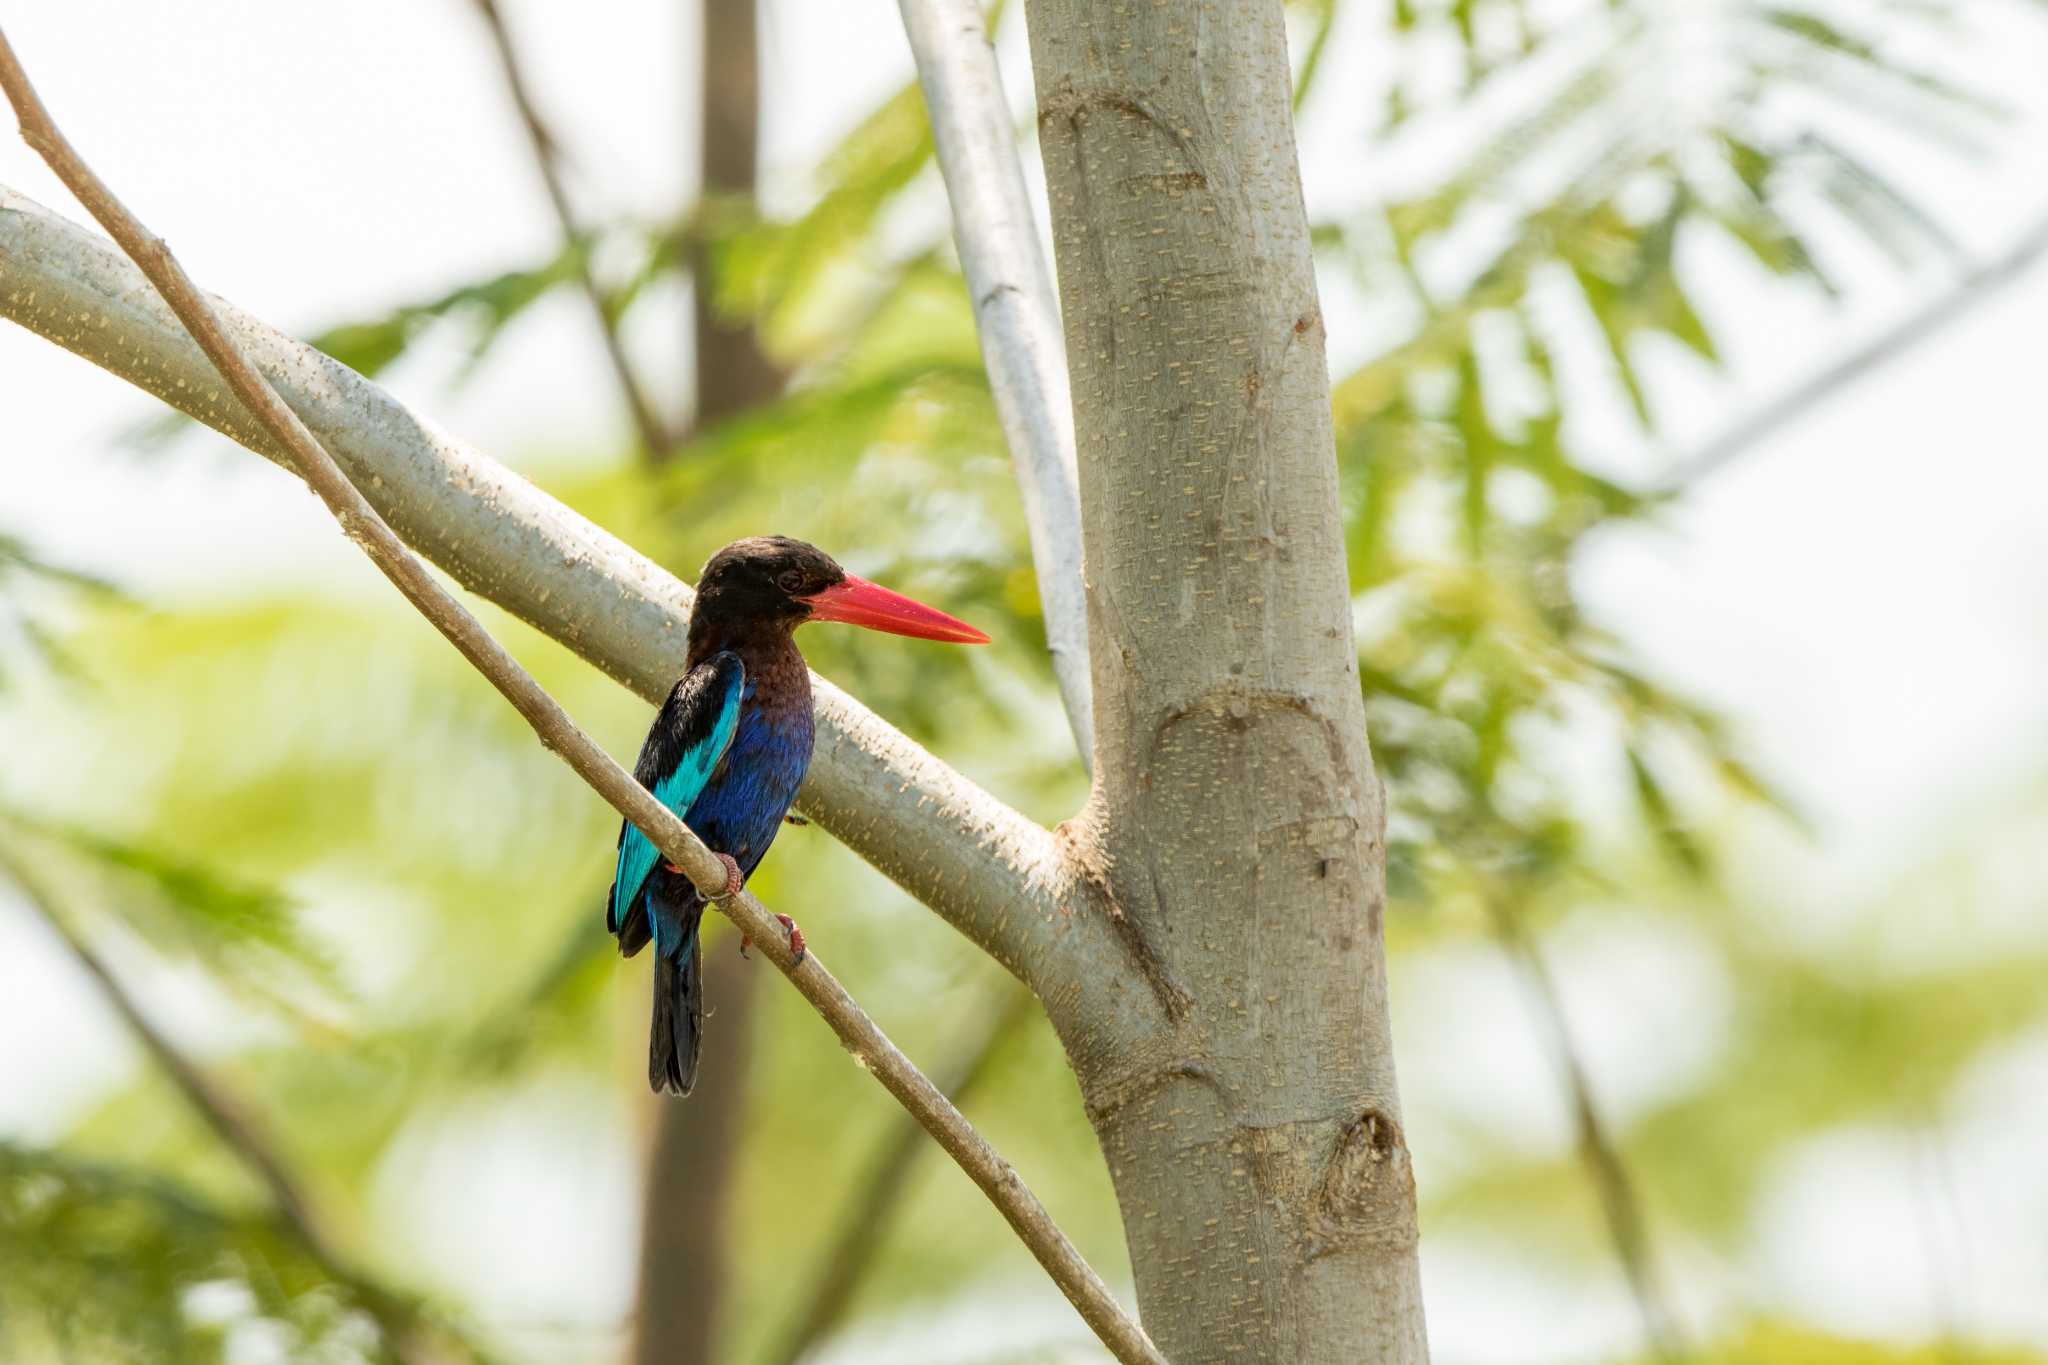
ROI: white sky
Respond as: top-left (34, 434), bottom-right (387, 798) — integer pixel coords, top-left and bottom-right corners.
top-left (3, 1), bottom-right (2047, 1360)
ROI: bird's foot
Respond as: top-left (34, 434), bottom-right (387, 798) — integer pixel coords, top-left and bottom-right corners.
top-left (783, 812), bottom-right (809, 827)
top-left (778, 913), bottom-right (807, 965)
top-left (661, 854), bottom-right (744, 900)
top-left (738, 913), bottom-right (806, 966)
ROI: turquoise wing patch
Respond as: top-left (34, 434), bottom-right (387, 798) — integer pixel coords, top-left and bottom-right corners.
top-left (610, 656), bottom-right (744, 940)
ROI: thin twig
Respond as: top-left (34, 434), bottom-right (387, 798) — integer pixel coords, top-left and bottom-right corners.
top-left (0, 845), bottom-right (456, 1365)
top-left (0, 31), bottom-right (1159, 1365)
top-left (1672, 209), bottom-right (2048, 488)
top-left (467, 0), bottom-right (673, 460)
top-left (894, 0), bottom-right (1094, 765)
top-left (766, 982), bottom-right (1039, 1365)
top-left (1485, 895), bottom-right (1686, 1361)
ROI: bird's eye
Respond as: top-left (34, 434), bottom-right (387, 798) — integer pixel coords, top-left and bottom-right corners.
top-left (777, 569), bottom-right (804, 594)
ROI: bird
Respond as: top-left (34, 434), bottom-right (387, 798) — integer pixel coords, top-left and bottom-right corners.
top-left (607, 536), bottom-right (989, 1095)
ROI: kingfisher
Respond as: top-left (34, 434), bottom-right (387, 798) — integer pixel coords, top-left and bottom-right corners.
top-left (608, 536), bottom-right (989, 1094)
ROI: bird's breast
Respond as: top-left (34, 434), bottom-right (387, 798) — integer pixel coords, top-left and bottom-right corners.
top-left (685, 699), bottom-right (814, 873)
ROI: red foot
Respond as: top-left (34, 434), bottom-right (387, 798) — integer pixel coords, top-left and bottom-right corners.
top-left (715, 854), bottom-right (744, 899)
top-left (668, 855), bottom-right (744, 893)
top-left (739, 912), bottom-right (807, 966)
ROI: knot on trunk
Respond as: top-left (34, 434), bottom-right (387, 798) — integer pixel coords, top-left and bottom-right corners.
top-left (1307, 1109), bottom-right (1418, 1260)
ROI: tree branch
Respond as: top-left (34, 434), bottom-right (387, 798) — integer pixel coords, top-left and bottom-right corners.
top-left (1672, 208), bottom-right (2048, 488)
top-left (766, 981), bottom-right (1039, 1365)
top-left (0, 845), bottom-right (460, 1365)
top-left (0, 183), bottom-right (1147, 1012)
top-left (466, 0), bottom-right (675, 461)
top-left (895, 0), bottom-right (1094, 764)
top-left (1485, 895), bottom-right (1686, 1362)
top-left (0, 29), bottom-right (1158, 1364)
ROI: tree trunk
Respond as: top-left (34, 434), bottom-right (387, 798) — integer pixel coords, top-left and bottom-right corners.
top-left (1022, 3), bottom-right (1429, 1359)
top-left (631, 940), bottom-right (756, 1365)
top-left (631, 4), bottom-right (786, 1360)
top-left (688, 0), bottom-right (781, 444)
top-left (0, 0), bottom-right (1431, 1349)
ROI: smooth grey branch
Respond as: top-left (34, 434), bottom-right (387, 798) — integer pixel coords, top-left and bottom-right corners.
top-left (895, 0), bottom-right (1094, 764)
top-left (0, 183), bottom-right (1142, 1013)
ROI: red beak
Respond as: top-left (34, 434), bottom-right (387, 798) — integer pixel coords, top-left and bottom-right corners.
top-left (799, 574), bottom-right (990, 644)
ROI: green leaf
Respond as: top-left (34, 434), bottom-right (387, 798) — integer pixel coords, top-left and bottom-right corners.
top-left (1455, 351), bottom-right (1497, 552)
top-left (1625, 746), bottom-right (1708, 880)
top-left (1290, 0), bottom-right (1341, 113)
top-left (0, 531), bottom-right (128, 690)
top-left (1799, 129), bottom-right (1963, 269)
top-left (0, 809), bottom-right (346, 1014)
top-left (307, 238), bottom-right (593, 381)
top-left (715, 79), bottom-right (937, 361)
top-left (1569, 257), bottom-right (1654, 429)
top-left (1758, 8), bottom-right (2008, 119)
top-left (0, 531), bottom-right (121, 597)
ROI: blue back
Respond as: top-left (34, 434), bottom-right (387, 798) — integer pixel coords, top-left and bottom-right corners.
top-left (610, 658), bottom-right (745, 944)
top-left (610, 659), bottom-right (815, 963)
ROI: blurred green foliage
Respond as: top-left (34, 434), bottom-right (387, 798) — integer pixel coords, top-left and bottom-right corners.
top-left (0, 532), bottom-right (122, 690)
top-left (1658, 1322), bottom-right (2047, 1364)
top-left (5, 1), bottom-right (2047, 1363)
top-left (0, 1143), bottom-right (389, 1364)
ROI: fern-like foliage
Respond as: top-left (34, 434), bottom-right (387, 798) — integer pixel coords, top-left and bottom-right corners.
top-left (0, 807), bottom-right (345, 1023)
top-left (0, 531), bottom-right (123, 689)
top-left (1311, 0), bottom-right (1994, 925)
top-left (0, 1143), bottom-right (387, 1364)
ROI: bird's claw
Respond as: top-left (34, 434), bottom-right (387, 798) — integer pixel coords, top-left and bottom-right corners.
top-left (783, 812), bottom-right (809, 827)
top-left (778, 913), bottom-right (807, 965)
top-left (738, 912), bottom-right (806, 966)
top-left (663, 854), bottom-right (745, 901)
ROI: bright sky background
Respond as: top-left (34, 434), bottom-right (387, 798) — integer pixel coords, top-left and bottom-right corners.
top-left (3, 1), bottom-right (2047, 1361)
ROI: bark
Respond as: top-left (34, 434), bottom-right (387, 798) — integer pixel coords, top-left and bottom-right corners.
top-left (1022, 2), bottom-right (1429, 1359)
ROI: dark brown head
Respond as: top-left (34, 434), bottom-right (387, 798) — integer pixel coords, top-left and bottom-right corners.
top-left (689, 536), bottom-right (989, 648)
